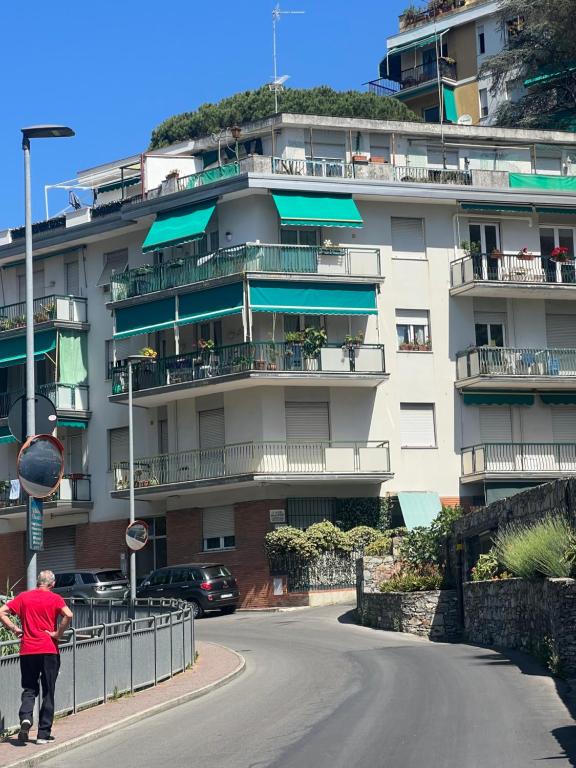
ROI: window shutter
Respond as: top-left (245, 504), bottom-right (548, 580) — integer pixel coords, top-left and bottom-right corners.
top-left (395, 309), bottom-right (429, 325)
top-left (285, 402), bottom-right (330, 442)
top-left (109, 427), bottom-right (129, 467)
top-left (37, 527), bottom-right (76, 572)
top-left (97, 249), bottom-right (128, 287)
top-left (203, 506), bottom-right (234, 538)
top-left (479, 406), bottom-right (512, 443)
top-left (400, 404), bottom-right (436, 447)
top-left (391, 218), bottom-right (425, 258)
top-left (33, 270), bottom-right (45, 299)
top-left (199, 408), bottom-right (225, 449)
top-left (552, 408), bottom-right (576, 442)
top-left (546, 315), bottom-right (576, 348)
top-left (66, 261), bottom-right (80, 296)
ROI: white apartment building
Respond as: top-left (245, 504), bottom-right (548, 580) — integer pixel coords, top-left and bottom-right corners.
top-left (0, 113), bottom-right (575, 606)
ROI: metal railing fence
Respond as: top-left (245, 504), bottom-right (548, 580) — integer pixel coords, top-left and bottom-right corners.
top-left (0, 474), bottom-right (91, 510)
top-left (0, 295), bottom-right (86, 333)
top-left (451, 253), bottom-right (576, 287)
top-left (457, 347), bottom-right (576, 379)
top-left (0, 599), bottom-right (194, 733)
top-left (0, 382), bottom-right (89, 418)
top-left (269, 551), bottom-right (358, 592)
top-left (461, 442), bottom-right (576, 476)
top-left (394, 166), bottom-right (472, 185)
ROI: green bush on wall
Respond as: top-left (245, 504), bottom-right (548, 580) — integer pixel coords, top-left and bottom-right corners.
top-left (335, 497), bottom-right (392, 532)
top-left (493, 516), bottom-right (572, 579)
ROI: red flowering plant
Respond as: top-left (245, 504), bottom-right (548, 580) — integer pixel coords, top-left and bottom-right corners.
top-left (550, 246), bottom-right (573, 262)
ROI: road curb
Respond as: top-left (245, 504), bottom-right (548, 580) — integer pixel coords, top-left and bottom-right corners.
top-left (1, 643), bottom-right (246, 768)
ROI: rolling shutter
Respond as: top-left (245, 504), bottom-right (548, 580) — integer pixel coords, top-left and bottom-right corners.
top-left (37, 527), bottom-right (76, 572)
top-left (109, 427), bottom-right (129, 468)
top-left (552, 407), bottom-right (576, 442)
top-left (203, 506), bottom-right (234, 538)
top-left (546, 315), bottom-right (576, 348)
top-left (285, 402), bottom-right (330, 442)
top-left (479, 406), bottom-right (512, 442)
top-left (199, 408), bottom-right (225, 449)
top-left (399, 404), bottom-right (436, 447)
top-left (391, 218), bottom-right (426, 258)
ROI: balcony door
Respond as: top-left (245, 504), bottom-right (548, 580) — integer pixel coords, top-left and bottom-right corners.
top-left (552, 408), bottom-right (576, 470)
top-left (199, 408), bottom-right (225, 479)
top-left (539, 227), bottom-right (576, 284)
top-left (479, 406), bottom-right (514, 471)
top-left (546, 314), bottom-right (576, 375)
top-left (469, 223), bottom-right (500, 280)
top-left (285, 401), bottom-right (330, 471)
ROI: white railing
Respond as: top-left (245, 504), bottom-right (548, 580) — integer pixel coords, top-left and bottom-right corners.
top-left (457, 347), bottom-right (576, 380)
top-left (462, 443), bottom-right (576, 476)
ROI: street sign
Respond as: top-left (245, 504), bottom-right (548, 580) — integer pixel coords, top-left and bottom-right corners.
top-left (17, 434), bottom-right (64, 498)
top-left (28, 498), bottom-right (44, 552)
top-left (8, 394), bottom-right (58, 443)
top-left (126, 520), bottom-right (149, 551)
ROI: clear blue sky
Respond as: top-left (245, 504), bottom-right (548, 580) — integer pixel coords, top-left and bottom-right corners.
top-left (0, 0), bottom-right (407, 230)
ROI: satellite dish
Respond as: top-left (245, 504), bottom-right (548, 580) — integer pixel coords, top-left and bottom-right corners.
top-left (69, 191), bottom-right (82, 210)
top-left (458, 114), bottom-right (473, 125)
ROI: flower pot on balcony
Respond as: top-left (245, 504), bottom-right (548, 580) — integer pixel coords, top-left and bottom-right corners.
top-left (516, 248), bottom-right (534, 261)
top-left (254, 360), bottom-right (266, 370)
top-left (370, 156), bottom-right (387, 164)
top-left (267, 363), bottom-right (278, 371)
top-left (490, 249), bottom-right (504, 259)
top-left (550, 247), bottom-right (573, 263)
top-left (352, 154), bottom-right (369, 163)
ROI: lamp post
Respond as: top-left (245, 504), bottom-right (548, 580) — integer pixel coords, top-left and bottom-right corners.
top-left (21, 125), bottom-right (74, 590)
top-left (231, 125), bottom-right (241, 164)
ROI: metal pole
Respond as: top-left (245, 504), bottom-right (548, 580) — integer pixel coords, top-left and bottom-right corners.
top-left (128, 361), bottom-right (136, 603)
top-left (23, 136), bottom-right (37, 591)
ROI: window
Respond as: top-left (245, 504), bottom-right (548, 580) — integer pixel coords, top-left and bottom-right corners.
top-left (479, 88), bottom-right (489, 118)
top-left (391, 217), bottom-right (426, 259)
top-left (477, 25), bottom-right (486, 54)
top-left (506, 16), bottom-right (524, 38)
top-left (136, 517), bottom-right (167, 578)
top-left (280, 229), bottom-right (319, 246)
top-left (149, 570), bottom-right (171, 586)
top-left (423, 106), bottom-right (440, 123)
top-left (283, 314), bottom-right (322, 336)
top-left (158, 407), bottom-right (169, 455)
top-left (479, 407), bottom-right (512, 443)
top-left (65, 259), bottom-right (80, 295)
top-left (203, 506), bottom-right (235, 551)
top-left (105, 340), bottom-right (112, 380)
top-left (469, 222), bottom-right (500, 255)
top-left (62, 428), bottom-right (84, 474)
top-left (286, 498), bottom-right (335, 530)
top-left (194, 320), bottom-right (222, 348)
top-left (108, 426), bottom-right (129, 470)
top-left (396, 309), bottom-right (431, 350)
top-left (97, 249), bottom-right (128, 287)
top-left (400, 404), bottom-right (436, 448)
top-left (54, 573), bottom-right (75, 588)
top-left (18, 270), bottom-right (45, 301)
top-left (540, 227), bottom-right (576, 283)
top-left (80, 573), bottom-right (97, 585)
top-left (474, 313), bottom-right (506, 347)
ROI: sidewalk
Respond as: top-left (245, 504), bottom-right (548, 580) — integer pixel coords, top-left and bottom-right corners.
top-left (0, 641), bottom-right (245, 768)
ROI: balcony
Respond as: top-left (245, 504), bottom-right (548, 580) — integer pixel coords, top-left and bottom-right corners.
top-left (109, 244), bottom-right (382, 304)
top-left (394, 166), bottom-right (471, 185)
top-left (399, 60), bottom-right (457, 90)
top-left (461, 443), bottom-right (576, 482)
top-left (110, 342), bottom-right (387, 405)
top-left (0, 474), bottom-right (92, 517)
top-left (112, 441), bottom-right (392, 498)
top-left (0, 383), bottom-right (90, 420)
top-left (399, 0), bottom-right (467, 30)
top-left (450, 254), bottom-right (576, 299)
top-left (456, 347), bottom-right (576, 390)
top-left (0, 295), bottom-right (87, 335)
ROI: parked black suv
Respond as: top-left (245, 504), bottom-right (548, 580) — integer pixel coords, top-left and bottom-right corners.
top-left (137, 563), bottom-right (239, 618)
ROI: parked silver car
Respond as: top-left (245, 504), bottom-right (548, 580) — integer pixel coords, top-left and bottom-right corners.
top-left (53, 570), bottom-right (129, 601)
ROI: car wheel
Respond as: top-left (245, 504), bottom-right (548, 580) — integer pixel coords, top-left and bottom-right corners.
top-left (220, 606), bottom-right (237, 615)
top-left (190, 600), bottom-right (204, 619)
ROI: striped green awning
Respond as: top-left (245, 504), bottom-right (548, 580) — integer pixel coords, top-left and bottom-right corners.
top-left (0, 426), bottom-right (16, 444)
top-left (0, 330), bottom-right (56, 369)
top-left (177, 284), bottom-right (244, 326)
top-left (540, 393), bottom-right (576, 405)
top-left (97, 176), bottom-right (141, 194)
top-left (271, 192), bottom-right (363, 228)
top-left (249, 280), bottom-right (377, 315)
top-left (142, 200), bottom-right (216, 252)
top-left (460, 203), bottom-right (533, 214)
top-left (398, 492), bottom-right (441, 530)
top-left (509, 174), bottom-right (576, 192)
top-left (443, 86), bottom-right (458, 123)
top-left (114, 298), bottom-right (176, 339)
top-left (57, 420), bottom-right (87, 429)
top-left (463, 393), bottom-right (534, 406)
top-left (388, 32), bottom-right (442, 58)
top-left (536, 207), bottom-right (576, 216)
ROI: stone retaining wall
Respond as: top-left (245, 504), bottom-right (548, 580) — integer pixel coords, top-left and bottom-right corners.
top-left (358, 590), bottom-right (461, 641)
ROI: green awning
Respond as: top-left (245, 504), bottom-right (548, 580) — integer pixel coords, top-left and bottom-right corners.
top-left (463, 393), bottom-right (534, 406)
top-left (524, 63), bottom-right (576, 88)
top-left (59, 331), bottom-right (88, 386)
top-left (249, 280), bottom-right (377, 315)
top-left (177, 283), bottom-right (244, 326)
top-left (142, 200), bottom-right (216, 252)
top-left (541, 393), bottom-right (576, 405)
top-left (114, 298), bottom-right (176, 339)
top-left (460, 203), bottom-right (532, 214)
top-left (509, 174), bottom-right (576, 192)
top-left (443, 86), bottom-right (458, 122)
top-left (536, 206), bottom-right (576, 216)
top-left (271, 192), bottom-right (363, 228)
top-left (388, 32), bottom-right (441, 57)
top-left (0, 330), bottom-right (56, 369)
top-left (0, 426), bottom-right (16, 444)
top-left (57, 420), bottom-right (87, 429)
top-left (96, 176), bottom-right (140, 194)
top-left (398, 492), bottom-right (441, 530)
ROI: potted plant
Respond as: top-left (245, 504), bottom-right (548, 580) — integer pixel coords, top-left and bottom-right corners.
top-left (516, 247), bottom-right (534, 261)
top-left (550, 246), bottom-right (573, 262)
top-left (490, 248), bottom-right (504, 260)
top-left (343, 332), bottom-right (364, 349)
top-left (460, 240), bottom-right (481, 257)
top-left (370, 156), bottom-right (387, 164)
top-left (134, 264), bottom-right (154, 276)
top-left (302, 327), bottom-right (327, 369)
top-left (139, 346), bottom-right (158, 359)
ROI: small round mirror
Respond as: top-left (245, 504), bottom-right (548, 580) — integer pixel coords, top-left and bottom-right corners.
top-left (17, 434), bottom-right (64, 498)
top-left (126, 520), bottom-right (149, 551)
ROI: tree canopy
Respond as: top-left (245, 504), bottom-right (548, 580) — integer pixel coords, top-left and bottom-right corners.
top-left (480, 0), bottom-right (576, 129)
top-left (149, 86), bottom-right (420, 149)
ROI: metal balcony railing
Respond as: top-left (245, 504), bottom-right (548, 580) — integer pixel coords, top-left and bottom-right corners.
top-left (451, 253), bottom-right (576, 288)
top-left (110, 243), bottom-right (382, 302)
top-left (0, 383), bottom-right (89, 418)
top-left (365, 78), bottom-right (401, 96)
top-left (457, 347), bottom-right (576, 379)
top-left (113, 441), bottom-right (391, 490)
top-left (462, 443), bottom-right (576, 477)
top-left (271, 157), bottom-right (355, 179)
top-left (0, 295), bottom-right (87, 333)
top-left (110, 342), bottom-right (386, 394)
top-left (394, 166), bottom-right (472, 185)
top-left (0, 474), bottom-right (92, 510)
top-left (398, 59), bottom-right (457, 89)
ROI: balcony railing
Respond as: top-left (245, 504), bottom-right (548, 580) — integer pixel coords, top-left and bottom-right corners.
top-left (394, 166), bottom-right (472, 185)
top-left (462, 443), bottom-right (576, 477)
top-left (0, 383), bottom-right (89, 419)
top-left (111, 342), bottom-right (386, 395)
top-left (110, 243), bottom-right (381, 302)
top-left (457, 347), bottom-right (576, 380)
top-left (0, 295), bottom-right (87, 333)
top-left (0, 474), bottom-right (91, 510)
top-left (398, 59), bottom-right (457, 89)
top-left (113, 441), bottom-right (391, 490)
top-left (451, 253), bottom-right (576, 288)
top-left (271, 157), bottom-right (355, 179)
top-left (366, 78), bottom-right (401, 96)
top-left (400, 0), bottom-right (467, 29)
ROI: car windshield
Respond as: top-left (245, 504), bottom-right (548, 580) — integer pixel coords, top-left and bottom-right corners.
top-left (204, 566), bottom-right (232, 579)
top-left (96, 570), bottom-right (126, 583)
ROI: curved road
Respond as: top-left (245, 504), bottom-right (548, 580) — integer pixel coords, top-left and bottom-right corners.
top-left (43, 605), bottom-right (576, 768)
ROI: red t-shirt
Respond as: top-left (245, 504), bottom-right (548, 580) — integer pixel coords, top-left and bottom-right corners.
top-left (7, 589), bottom-right (67, 655)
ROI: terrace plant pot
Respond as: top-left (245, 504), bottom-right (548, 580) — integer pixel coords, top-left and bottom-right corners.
top-left (490, 250), bottom-right (504, 259)
top-left (254, 360), bottom-right (267, 370)
top-left (370, 156), bottom-right (387, 164)
top-left (352, 154), bottom-right (369, 163)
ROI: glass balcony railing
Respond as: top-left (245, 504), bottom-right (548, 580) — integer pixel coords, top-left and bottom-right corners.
top-left (110, 342), bottom-right (386, 395)
top-left (451, 253), bottom-right (576, 289)
top-left (456, 347), bottom-right (576, 380)
top-left (0, 295), bottom-right (87, 334)
top-left (0, 474), bottom-right (91, 510)
top-left (110, 243), bottom-right (381, 302)
top-left (462, 443), bottom-right (576, 477)
top-left (113, 440), bottom-right (391, 491)
top-left (0, 383), bottom-right (89, 419)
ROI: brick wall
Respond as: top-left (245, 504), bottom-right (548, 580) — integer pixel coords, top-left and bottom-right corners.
top-left (75, 519), bottom-right (129, 569)
top-left (0, 532), bottom-right (25, 592)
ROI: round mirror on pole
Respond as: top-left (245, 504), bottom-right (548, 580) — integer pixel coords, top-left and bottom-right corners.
top-left (17, 434), bottom-right (64, 498)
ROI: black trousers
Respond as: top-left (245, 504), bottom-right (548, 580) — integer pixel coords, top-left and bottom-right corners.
top-left (19, 654), bottom-right (61, 738)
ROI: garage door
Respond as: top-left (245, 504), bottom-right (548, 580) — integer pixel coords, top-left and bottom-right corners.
top-left (37, 526), bottom-right (76, 572)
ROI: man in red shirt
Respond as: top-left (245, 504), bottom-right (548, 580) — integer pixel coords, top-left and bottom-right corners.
top-left (0, 570), bottom-right (73, 744)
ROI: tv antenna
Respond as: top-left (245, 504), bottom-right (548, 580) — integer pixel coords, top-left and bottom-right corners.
top-left (271, 2), bottom-right (304, 112)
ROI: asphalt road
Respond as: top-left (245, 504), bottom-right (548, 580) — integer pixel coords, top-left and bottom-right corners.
top-left (43, 605), bottom-right (576, 768)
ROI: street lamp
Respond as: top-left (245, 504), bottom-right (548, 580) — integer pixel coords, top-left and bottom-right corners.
top-left (21, 125), bottom-right (74, 590)
top-left (231, 125), bottom-right (241, 164)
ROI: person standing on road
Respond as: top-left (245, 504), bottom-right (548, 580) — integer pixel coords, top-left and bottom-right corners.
top-left (0, 570), bottom-right (73, 745)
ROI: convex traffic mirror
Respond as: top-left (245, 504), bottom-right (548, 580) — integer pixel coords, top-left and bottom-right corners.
top-left (17, 434), bottom-right (64, 498)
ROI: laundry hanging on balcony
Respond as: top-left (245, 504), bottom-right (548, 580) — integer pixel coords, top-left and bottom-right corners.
top-left (114, 298), bottom-right (176, 339)
top-left (0, 330), bottom-right (56, 369)
top-left (58, 331), bottom-right (88, 385)
top-left (142, 199), bottom-right (217, 252)
top-left (249, 280), bottom-right (377, 315)
top-left (177, 284), bottom-right (244, 325)
top-left (271, 192), bottom-right (363, 228)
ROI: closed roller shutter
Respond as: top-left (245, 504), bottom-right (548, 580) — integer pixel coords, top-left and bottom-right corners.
top-left (109, 427), bottom-right (129, 468)
top-left (37, 527), bottom-right (76, 572)
top-left (400, 404), bottom-right (436, 447)
top-left (199, 408), bottom-right (225, 449)
top-left (285, 402), bottom-right (330, 441)
top-left (203, 506), bottom-right (234, 538)
top-left (479, 406), bottom-right (512, 442)
top-left (546, 315), bottom-right (576, 348)
top-left (552, 407), bottom-right (576, 442)
top-left (391, 218), bottom-right (425, 259)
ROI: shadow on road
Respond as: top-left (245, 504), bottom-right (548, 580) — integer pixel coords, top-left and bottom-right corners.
top-left (336, 608), bottom-right (357, 625)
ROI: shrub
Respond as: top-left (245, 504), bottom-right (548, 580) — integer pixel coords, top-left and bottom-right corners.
top-left (379, 565), bottom-right (444, 593)
top-left (335, 497), bottom-right (391, 531)
top-left (264, 527), bottom-right (320, 560)
top-left (346, 526), bottom-right (383, 551)
top-left (471, 552), bottom-right (499, 581)
top-left (493, 516), bottom-right (572, 579)
top-left (306, 521), bottom-right (351, 553)
top-left (400, 506), bottom-right (463, 569)
top-left (364, 535), bottom-right (393, 556)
